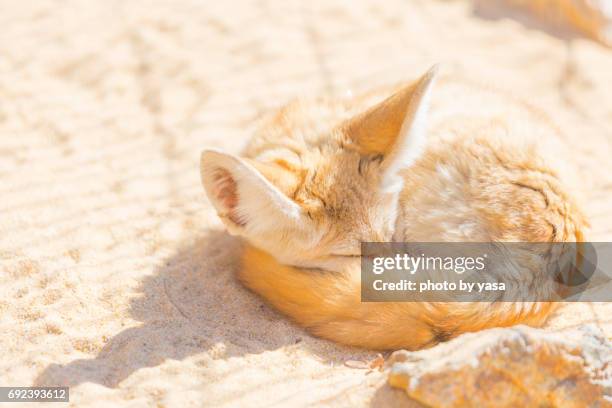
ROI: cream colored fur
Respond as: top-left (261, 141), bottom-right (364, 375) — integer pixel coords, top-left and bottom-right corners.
top-left (200, 66), bottom-right (587, 350)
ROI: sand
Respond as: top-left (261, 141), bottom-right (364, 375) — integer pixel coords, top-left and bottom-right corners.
top-left (1, 1), bottom-right (611, 407)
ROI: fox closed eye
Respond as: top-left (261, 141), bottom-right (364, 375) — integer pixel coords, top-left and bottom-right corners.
top-left (357, 154), bottom-right (384, 177)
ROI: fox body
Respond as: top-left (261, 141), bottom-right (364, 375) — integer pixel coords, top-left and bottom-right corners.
top-left (201, 66), bottom-right (587, 350)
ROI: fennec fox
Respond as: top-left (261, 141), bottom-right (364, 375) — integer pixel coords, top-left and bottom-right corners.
top-left (200, 66), bottom-right (587, 350)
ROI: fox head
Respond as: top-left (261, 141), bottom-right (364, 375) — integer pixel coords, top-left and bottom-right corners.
top-left (200, 66), bottom-right (438, 271)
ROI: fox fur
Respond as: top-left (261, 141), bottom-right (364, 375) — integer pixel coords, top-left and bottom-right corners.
top-left (200, 66), bottom-right (588, 350)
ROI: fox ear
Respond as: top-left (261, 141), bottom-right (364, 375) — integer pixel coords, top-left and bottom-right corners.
top-left (200, 149), bottom-right (305, 235)
top-left (344, 65), bottom-right (439, 192)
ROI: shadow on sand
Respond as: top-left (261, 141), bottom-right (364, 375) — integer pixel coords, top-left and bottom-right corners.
top-left (34, 230), bottom-right (415, 406)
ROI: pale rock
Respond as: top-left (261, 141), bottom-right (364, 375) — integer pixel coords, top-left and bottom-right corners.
top-left (388, 325), bottom-right (611, 407)
top-left (507, 0), bottom-right (612, 46)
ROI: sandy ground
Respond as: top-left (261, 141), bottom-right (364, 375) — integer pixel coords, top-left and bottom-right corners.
top-left (1, 1), bottom-right (612, 407)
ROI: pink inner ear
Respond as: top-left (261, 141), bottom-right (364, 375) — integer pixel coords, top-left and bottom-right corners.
top-left (212, 168), bottom-right (245, 226)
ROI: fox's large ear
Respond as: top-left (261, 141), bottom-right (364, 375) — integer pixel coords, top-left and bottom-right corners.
top-left (344, 65), bottom-right (438, 192)
top-left (200, 149), bottom-right (305, 235)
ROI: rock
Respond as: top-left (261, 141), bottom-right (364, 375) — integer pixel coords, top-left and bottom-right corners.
top-left (505, 0), bottom-right (612, 46)
top-left (388, 325), bottom-right (611, 407)
top-left (477, 0), bottom-right (612, 46)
